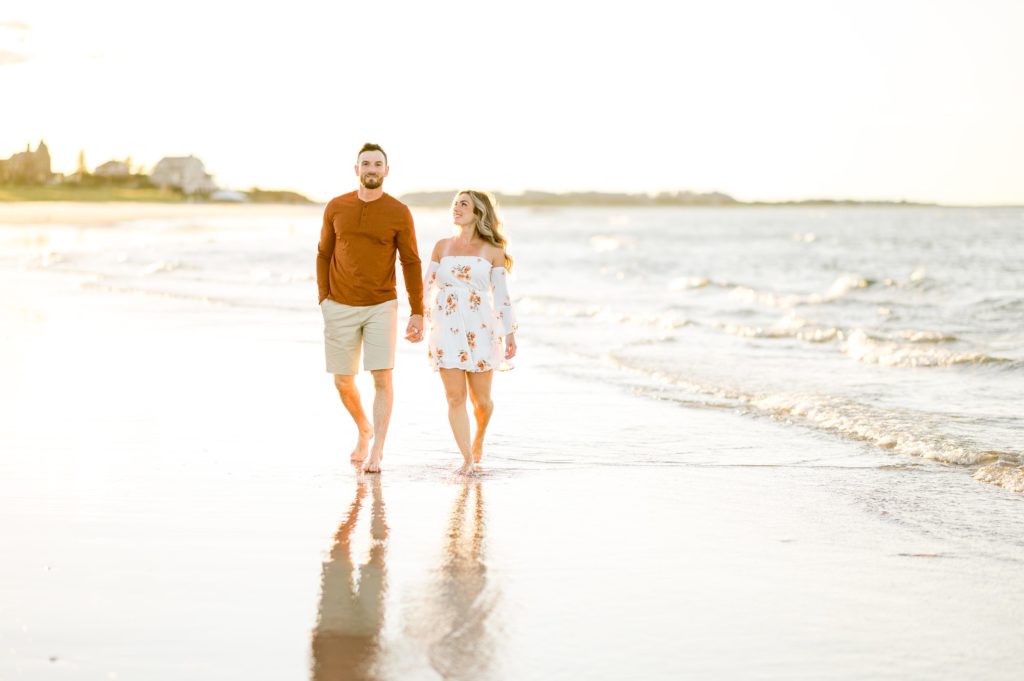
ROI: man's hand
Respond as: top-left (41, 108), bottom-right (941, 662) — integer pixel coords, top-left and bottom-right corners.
top-left (405, 314), bottom-right (424, 343)
top-left (504, 333), bottom-right (517, 360)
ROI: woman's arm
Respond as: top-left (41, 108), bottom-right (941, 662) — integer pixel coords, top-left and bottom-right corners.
top-left (487, 245), bottom-right (517, 360)
top-left (489, 261), bottom-right (518, 335)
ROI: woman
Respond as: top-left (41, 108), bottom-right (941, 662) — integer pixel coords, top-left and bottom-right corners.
top-left (423, 190), bottom-right (518, 475)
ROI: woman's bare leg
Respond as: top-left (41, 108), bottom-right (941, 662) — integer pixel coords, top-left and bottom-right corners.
top-left (439, 368), bottom-right (474, 474)
top-left (466, 370), bottom-right (494, 463)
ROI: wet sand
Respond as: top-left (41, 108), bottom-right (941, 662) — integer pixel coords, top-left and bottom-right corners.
top-left (2, 206), bottom-right (1024, 679)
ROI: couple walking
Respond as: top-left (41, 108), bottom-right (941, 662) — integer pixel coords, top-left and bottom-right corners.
top-left (316, 143), bottom-right (518, 475)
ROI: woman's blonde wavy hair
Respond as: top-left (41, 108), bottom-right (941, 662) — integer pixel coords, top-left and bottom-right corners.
top-left (454, 189), bottom-right (514, 271)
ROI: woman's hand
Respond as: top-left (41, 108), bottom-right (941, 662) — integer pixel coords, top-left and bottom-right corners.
top-left (504, 333), bottom-right (517, 360)
top-left (405, 314), bottom-right (424, 342)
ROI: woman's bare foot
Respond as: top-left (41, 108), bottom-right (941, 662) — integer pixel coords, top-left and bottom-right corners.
top-left (362, 454), bottom-right (382, 475)
top-left (356, 444), bottom-right (380, 471)
top-left (471, 436), bottom-right (484, 463)
top-left (457, 460), bottom-right (476, 476)
top-left (350, 425), bottom-right (374, 462)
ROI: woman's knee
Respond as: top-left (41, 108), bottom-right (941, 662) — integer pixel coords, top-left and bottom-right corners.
top-left (474, 397), bottom-right (494, 415)
top-left (445, 389), bottom-right (467, 409)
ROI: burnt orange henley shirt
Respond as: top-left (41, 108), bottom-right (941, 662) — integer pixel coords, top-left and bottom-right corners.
top-left (316, 191), bottom-right (424, 315)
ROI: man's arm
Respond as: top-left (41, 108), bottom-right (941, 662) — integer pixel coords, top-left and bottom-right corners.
top-left (316, 204), bottom-right (334, 304)
top-left (396, 207), bottom-right (424, 316)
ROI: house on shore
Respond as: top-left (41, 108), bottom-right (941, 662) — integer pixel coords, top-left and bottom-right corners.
top-left (94, 159), bottom-right (131, 177)
top-left (150, 155), bottom-right (217, 194)
top-left (0, 140), bottom-right (52, 184)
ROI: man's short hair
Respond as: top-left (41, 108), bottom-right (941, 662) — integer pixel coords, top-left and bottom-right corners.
top-left (357, 143), bottom-right (387, 165)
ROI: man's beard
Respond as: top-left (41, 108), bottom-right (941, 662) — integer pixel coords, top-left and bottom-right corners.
top-left (360, 174), bottom-right (383, 189)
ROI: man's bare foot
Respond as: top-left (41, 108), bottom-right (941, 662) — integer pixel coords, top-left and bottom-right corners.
top-left (349, 425), bottom-right (374, 463)
top-left (362, 452), bottom-right (383, 474)
top-left (472, 437), bottom-right (484, 463)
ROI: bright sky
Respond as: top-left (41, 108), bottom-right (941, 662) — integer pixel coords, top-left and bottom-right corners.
top-left (2, 0), bottom-right (1022, 204)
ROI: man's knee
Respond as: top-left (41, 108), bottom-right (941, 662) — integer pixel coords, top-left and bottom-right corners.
top-left (371, 369), bottom-right (393, 390)
top-left (333, 373), bottom-right (357, 394)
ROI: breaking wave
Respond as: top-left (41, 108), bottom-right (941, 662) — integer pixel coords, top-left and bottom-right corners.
top-left (841, 329), bottom-right (1011, 368)
top-left (709, 317), bottom-right (1004, 369)
top-left (605, 353), bottom-right (1017, 472)
top-left (973, 462), bottom-right (1024, 494)
top-left (673, 270), bottom-right (938, 310)
top-left (727, 274), bottom-right (873, 309)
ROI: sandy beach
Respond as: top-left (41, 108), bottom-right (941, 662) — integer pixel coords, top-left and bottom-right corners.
top-left (2, 203), bottom-right (1023, 679)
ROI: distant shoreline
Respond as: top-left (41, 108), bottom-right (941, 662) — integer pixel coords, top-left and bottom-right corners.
top-left (400, 190), bottom-right (960, 209)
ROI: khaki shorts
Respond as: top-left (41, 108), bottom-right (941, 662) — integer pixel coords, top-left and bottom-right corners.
top-left (321, 298), bottom-right (398, 375)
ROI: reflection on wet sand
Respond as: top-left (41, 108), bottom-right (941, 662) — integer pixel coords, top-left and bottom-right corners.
top-left (310, 474), bottom-right (388, 681)
top-left (416, 481), bottom-right (498, 680)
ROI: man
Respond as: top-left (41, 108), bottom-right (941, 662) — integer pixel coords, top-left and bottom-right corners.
top-left (316, 143), bottom-right (423, 473)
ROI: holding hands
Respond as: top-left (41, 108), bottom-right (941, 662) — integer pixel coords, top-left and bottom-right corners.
top-left (405, 314), bottom-right (424, 343)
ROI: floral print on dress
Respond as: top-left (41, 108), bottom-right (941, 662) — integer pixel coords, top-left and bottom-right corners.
top-left (423, 256), bottom-right (517, 373)
top-left (424, 271), bottom-right (438, 321)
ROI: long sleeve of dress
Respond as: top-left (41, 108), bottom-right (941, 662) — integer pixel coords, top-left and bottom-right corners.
top-left (490, 267), bottom-right (518, 336)
top-left (423, 261), bottom-right (440, 324)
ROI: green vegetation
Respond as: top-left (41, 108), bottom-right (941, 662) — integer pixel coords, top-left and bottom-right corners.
top-left (0, 184), bottom-right (186, 202)
top-left (0, 184), bottom-right (313, 204)
top-left (245, 188), bottom-right (314, 204)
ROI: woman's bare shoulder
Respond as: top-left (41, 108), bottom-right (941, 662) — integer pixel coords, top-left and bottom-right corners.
top-left (430, 238), bottom-right (450, 262)
top-left (482, 242), bottom-right (506, 267)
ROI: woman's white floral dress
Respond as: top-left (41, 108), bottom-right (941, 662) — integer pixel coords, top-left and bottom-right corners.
top-left (424, 255), bottom-right (518, 372)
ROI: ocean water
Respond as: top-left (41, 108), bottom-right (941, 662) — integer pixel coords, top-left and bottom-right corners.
top-left (2, 205), bottom-right (1022, 496)
top-left (507, 206), bottom-right (1024, 492)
